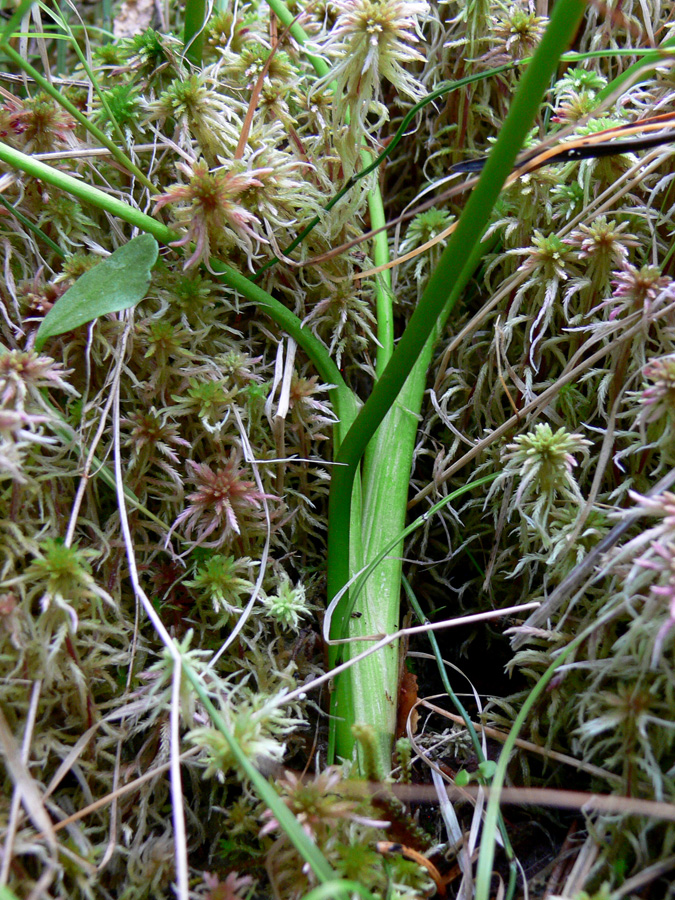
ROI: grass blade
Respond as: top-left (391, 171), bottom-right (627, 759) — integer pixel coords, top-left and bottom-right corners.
top-left (180, 661), bottom-right (338, 885)
top-left (183, 0), bottom-right (207, 66)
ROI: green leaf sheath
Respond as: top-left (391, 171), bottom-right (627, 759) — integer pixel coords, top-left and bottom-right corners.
top-left (326, 0), bottom-right (589, 763)
top-left (183, 0), bottom-right (208, 66)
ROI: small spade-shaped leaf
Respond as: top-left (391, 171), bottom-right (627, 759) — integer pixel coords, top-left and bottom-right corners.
top-left (35, 234), bottom-right (158, 351)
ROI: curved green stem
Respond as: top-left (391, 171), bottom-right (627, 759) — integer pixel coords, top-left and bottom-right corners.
top-left (265, 0), bottom-right (330, 78)
top-left (208, 259), bottom-right (359, 446)
top-left (596, 35), bottom-right (675, 101)
top-left (0, 140), bottom-right (359, 442)
top-left (37, 1), bottom-right (129, 149)
top-left (261, 0), bottom-right (395, 369)
top-left (0, 42), bottom-right (156, 194)
top-left (0, 141), bottom-right (168, 236)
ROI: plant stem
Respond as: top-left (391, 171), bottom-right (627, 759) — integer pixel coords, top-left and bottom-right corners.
top-left (365, 151), bottom-right (394, 376)
top-left (474, 604), bottom-right (622, 900)
top-left (263, 0), bottom-right (408, 773)
top-left (0, 42), bottom-right (156, 194)
top-left (0, 140), bottom-right (359, 441)
top-left (180, 660), bottom-right (339, 885)
top-left (596, 34), bottom-right (675, 101)
top-left (265, 0), bottom-right (330, 78)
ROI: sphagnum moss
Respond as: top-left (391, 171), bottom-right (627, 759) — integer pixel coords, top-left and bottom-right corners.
top-left (2, 0), bottom-right (675, 897)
